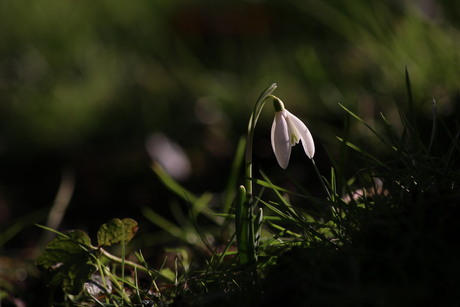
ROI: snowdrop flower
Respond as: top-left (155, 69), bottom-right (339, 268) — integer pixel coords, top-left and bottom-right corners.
top-left (271, 98), bottom-right (315, 169)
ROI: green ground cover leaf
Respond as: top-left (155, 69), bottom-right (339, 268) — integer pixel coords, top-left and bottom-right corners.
top-left (97, 218), bottom-right (138, 247)
top-left (35, 230), bottom-right (96, 295)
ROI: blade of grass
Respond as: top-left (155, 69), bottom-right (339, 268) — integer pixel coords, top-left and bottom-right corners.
top-left (141, 207), bottom-right (188, 242)
top-left (256, 198), bottom-right (292, 221)
top-left (252, 178), bottom-right (308, 199)
top-left (152, 163), bottom-right (222, 225)
top-left (336, 137), bottom-right (386, 167)
top-left (223, 136), bottom-right (246, 213)
top-left (428, 98), bottom-right (437, 154)
top-left (405, 67), bottom-right (416, 128)
top-left (259, 171), bottom-right (299, 218)
top-left (152, 162), bottom-right (199, 203)
top-left (338, 103), bottom-right (397, 151)
top-left (266, 221), bottom-right (302, 238)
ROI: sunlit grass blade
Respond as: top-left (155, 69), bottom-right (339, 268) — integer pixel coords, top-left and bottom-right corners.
top-left (134, 250), bottom-right (161, 293)
top-left (378, 112), bottom-right (407, 153)
top-left (152, 162), bottom-right (198, 202)
top-left (338, 103), bottom-right (397, 151)
top-left (252, 177), bottom-right (309, 200)
top-left (257, 198), bottom-right (292, 221)
top-left (311, 158), bottom-right (332, 200)
top-left (141, 207), bottom-right (189, 243)
top-left (336, 137), bottom-right (386, 167)
top-left (212, 232), bottom-right (237, 267)
top-left (259, 171), bottom-right (299, 218)
top-left (223, 136), bottom-right (246, 213)
top-left (266, 221), bottom-right (303, 239)
top-left (152, 162), bottom-right (222, 225)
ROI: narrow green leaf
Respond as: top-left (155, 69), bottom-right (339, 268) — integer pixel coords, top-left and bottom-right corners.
top-left (338, 103), bottom-right (395, 150)
top-left (252, 178), bottom-right (292, 194)
top-left (257, 198), bottom-right (291, 220)
top-left (259, 171), bottom-right (299, 218)
top-left (152, 163), bottom-right (220, 224)
top-left (152, 162), bottom-right (198, 203)
top-left (266, 221), bottom-right (302, 238)
top-left (223, 136), bottom-right (246, 213)
top-left (142, 207), bottom-right (186, 241)
top-left (405, 66), bottom-right (414, 123)
top-left (235, 185), bottom-right (251, 265)
top-left (254, 208), bottom-right (263, 258)
top-left (336, 137), bottom-right (386, 166)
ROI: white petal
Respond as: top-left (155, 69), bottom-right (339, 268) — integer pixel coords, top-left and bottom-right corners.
top-left (271, 112), bottom-right (291, 169)
top-left (285, 110), bottom-right (315, 159)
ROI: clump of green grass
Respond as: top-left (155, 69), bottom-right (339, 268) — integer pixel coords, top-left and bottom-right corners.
top-left (35, 78), bottom-right (460, 306)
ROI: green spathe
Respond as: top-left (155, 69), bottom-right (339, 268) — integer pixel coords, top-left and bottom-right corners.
top-left (273, 98), bottom-right (284, 112)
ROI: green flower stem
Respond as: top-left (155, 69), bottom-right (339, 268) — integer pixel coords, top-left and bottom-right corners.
top-left (311, 158), bottom-right (332, 200)
top-left (245, 84), bottom-right (278, 193)
top-left (100, 248), bottom-right (149, 274)
top-left (237, 83), bottom-right (277, 265)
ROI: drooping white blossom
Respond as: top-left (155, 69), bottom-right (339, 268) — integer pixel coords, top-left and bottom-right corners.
top-left (271, 100), bottom-right (315, 169)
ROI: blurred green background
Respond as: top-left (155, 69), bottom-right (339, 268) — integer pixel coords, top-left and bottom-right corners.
top-left (1, 0), bottom-right (460, 252)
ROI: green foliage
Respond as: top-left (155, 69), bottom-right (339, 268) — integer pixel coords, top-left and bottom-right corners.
top-left (33, 78), bottom-right (460, 305)
top-left (97, 218), bottom-right (138, 247)
top-left (36, 218), bottom-right (140, 299)
top-left (35, 230), bottom-right (96, 295)
top-left (1, 1), bottom-right (458, 305)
